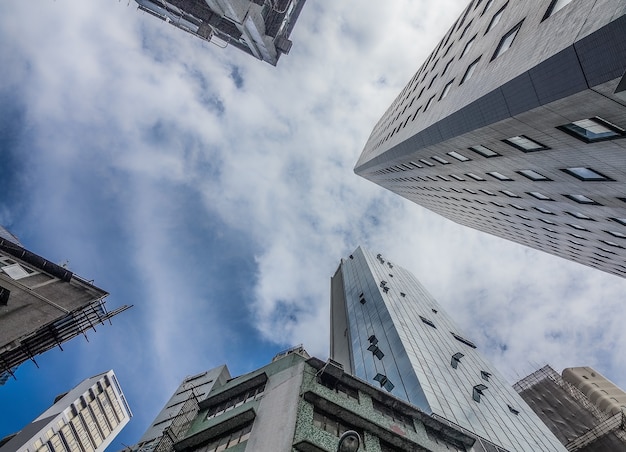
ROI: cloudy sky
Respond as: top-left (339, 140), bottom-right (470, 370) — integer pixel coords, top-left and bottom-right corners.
top-left (1, 0), bottom-right (626, 449)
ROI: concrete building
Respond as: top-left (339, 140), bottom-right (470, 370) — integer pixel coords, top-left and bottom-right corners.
top-left (130, 367), bottom-right (231, 452)
top-left (514, 365), bottom-right (626, 451)
top-left (166, 348), bottom-right (477, 452)
top-left (0, 370), bottom-right (132, 452)
top-left (330, 246), bottom-right (566, 451)
top-left (133, 0), bottom-right (307, 66)
top-left (0, 228), bottom-right (130, 382)
top-left (354, 0), bottom-right (626, 278)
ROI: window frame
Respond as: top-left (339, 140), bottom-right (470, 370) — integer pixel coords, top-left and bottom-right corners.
top-left (491, 20), bottom-right (524, 61)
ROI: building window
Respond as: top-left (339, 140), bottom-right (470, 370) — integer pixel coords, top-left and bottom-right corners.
top-left (450, 174), bottom-right (466, 181)
top-left (466, 173), bottom-right (486, 181)
top-left (482, 0), bottom-right (494, 15)
top-left (319, 377), bottom-right (360, 401)
top-left (565, 211), bottom-right (593, 220)
top-left (606, 230), bottom-right (626, 239)
top-left (510, 204), bottom-right (526, 211)
top-left (568, 223), bottom-right (588, 231)
top-left (373, 373), bottom-right (395, 392)
top-left (368, 343), bottom-right (385, 360)
top-left (313, 409), bottom-right (362, 439)
top-left (460, 57), bottom-right (481, 84)
top-left (461, 35), bottom-right (477, 58)
top-left (558, 117), bottom-right (625, 143)
top-left (503, 135), bottom-right (549, 152)
top-left (432, 156), bottom-right (450, 165)
top-left (542, 0), bottom-right (573, 20)
top-left (424, 95), bottom-right (436, 112)
top-left (447, 151), bottom-right (470, 161)
top-left (194, 422), bottom-right (253, 452)
top-left (518, 169), bottom-right (550, 181)
top-left (205, 383), bottom-right (266, 420)
top-left (564, 194), bottom-right (601, 205)
top-left (528, 191), bottom-right (553, 201)
top-left (451, 352), bottom-right (464, 369)
top-left (479, 189), bottom-right (496, 196)
top-left (501, 190), bottom-right (520, 198)
top-left (472, 384), bottom-right (488, 402)
top-left (486, 3), bottom-right (507, 33)
top-left (611, 218), bottom-right (626, 226)
top-left (372, 399), bottom-right (415, 431)
top-left (419, 158), bottom-right (435, 167)
top-left (481, 371), bottom-right (491, 381)
top-left (492, 21), bottom-right (523, 60)
top-left (468, 144), bottom-right (499, 157)
top-left (451, 332), bottom-right (477, 348)
top-left (535, 207), bottom-right (554, 215)
top-left (438, 175), bottom-right (451, 181)
top-left (440, 80), bottom-right (454, 100)
top-left (508, 404), bottom-right (520, 415)
top-left (562, 167), bottom-right (612, 181)
top-left (487, 171), bottom-right (513, 181)
top-left (420, 316), bottom-right (436, 328)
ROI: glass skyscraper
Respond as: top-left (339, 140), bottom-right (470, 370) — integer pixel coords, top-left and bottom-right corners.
top-left (330, 246), bottom-right (566, 451)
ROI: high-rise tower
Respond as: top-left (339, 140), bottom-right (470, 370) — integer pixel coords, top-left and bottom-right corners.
top-left (330, 246), bottom-right (566, 451)
top-left (0, 370), bottom-right (132, 452)
top-left (354, 1), bottom-right (626, 278)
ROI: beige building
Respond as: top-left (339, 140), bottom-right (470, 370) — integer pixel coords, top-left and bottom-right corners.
top-left (563, 367), bottom-right (626, 415)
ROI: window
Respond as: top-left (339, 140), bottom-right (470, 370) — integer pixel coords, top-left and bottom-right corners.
top-left (487, 171), bottom-right (513, 181)
top-left (481, 371), bottom-right (491, 381)
top-left (205, 383), bottom-right (266, 420)
top-left (451, 352), bottom-right (464, 369)
top-left (508, 405), bottom-right (520, 415)
top-left (450, 174), bottom-right (466, 181)
top-left (606, 230), bottom-right (626, 239)
top-left (313, 409), bottom-right (362, 439)
top-left (195, 422), bottom-right (253, 452)
top-left (503, 135), bottom-right (549, 152)
top-left (480, 189), bottom-right (496, 196)
top-left (372, 399), bottom-right (415, 430)
top-left (469, 144), bottom-right (499, 157)
top-left (492, 21), bottom-right (523, 60)
top-left (562, 167), bottom-right (612, 181)
top-left (564, 194), bottom-right (600, 205)
top-left (368, 343), bottom-right (385, 360)
top-left (466, 173), bottom-right (485, 181)
top-left (432, 156), bottom-right (450, 165)
top-left (601, 239), bottom-right (623, 249)
top-left (319, 378), bottom-right (359, 401)
top-left (473, 384), bottom-right (488, 402)
top-left (440, 80), bottom-right (454, 100)
top-left (543, 0), bottom-right (573, 20)
top-left (558, 117), bottom-right (624, 142)
top-left (482, 0), bottom-right (494, 15)
top-left (441, 60), bottom-right (453, 76)
top-left (535, 207), bottom-right (554, 215)
top-left (460, 57), bottom-right (481, 85)
top-left (460, 35), bottom-right (476, 58)
top-left (424, 95), bottom-right (436, 111)
top-left (486, 3), bottom-right (507, 33)
top-left (612, 218), bottom-right (626, 226)
top-left (419, 158), bottom-right (435, 167)
top-left (451, 332), bottom-right (477, 348)
top-left (0, 286), bottom-right (9, 306)
top-left (501, 190), bottom-right (520, 198)
top-left (518, 169), bottom-right (550, 181)
top-left (420, 316), bottom-right (436, 328)
top-left (447, 151), bottom-right (470, 161)
top-left (568, 223), bottom-right (588, 231)
top-left (1, 263), bottom-right (34, 280)
top-left (565, 211), bottom-right (593, 220)
top-left (510, 204), bottom-right (526, 211)
top-left (528, 191), bottom-right (553, 201)
top-left (373, 373), bottom-right (395, 392)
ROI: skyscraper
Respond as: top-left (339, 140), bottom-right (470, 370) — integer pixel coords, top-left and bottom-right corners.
top-left (0, 370), bottom-right (132, 452)
top-left (330, 246), bottom-right (566, 451)
top-left (133, 0), bottom-right (307, 66)
top-left (514, 365), bottom-right (626, 451)
top-left (354, 1), bottom-right (626, 278)
top-left (139, 347), bottom-right (477, 452)
top-left (0, 228), bottom-right (130, 382)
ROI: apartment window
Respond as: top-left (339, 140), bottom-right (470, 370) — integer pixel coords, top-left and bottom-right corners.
top-left (409, 161), bottom-right (423, 169)
top-left (419, 158), bottom-right (435, 167)
top-left (566, 211), bottom-right (593, 220)
top-left (542, 0), bottom-right (574, 20)
top-left (480, 189), bottom-right (496, 196)
top-left (518, 169), bottom-right (550, 181)
top-left (432, 156), bottom-right (450, 165)
top-left (469, 144), bottom-right (499, 157)
top-left (438, 175), bottom-right (451, 181)
top-left (459, 57), bottom-right (481, 86)
top-left (606, 230), bottom-right (626, 239)
top-left (492, 21), bottom-right (523, 60)
top-left (319, 377), bottom-right (359, 401)
top-left (612, 218), bottom-right (626, 226)
top-left (194, 422), bottom-right (253, 452)
top-left (368, 343), bottom-right (385, 360)
top-left (564, 194), bottom-right (600, 205)
top-left (313, 409), bottom-right (362, 439)
top-left (508, 405), bottom-right (520, 415)
top-left (510, 204), bottom-right (526, 211)
top-left (601, 239), bottom-right (623, 248)
top-left (372, 399), bottom-right (415, 430)
top-left (558, 117), bottom-right (625, 142)
top-left (450, 174), bottom-right (466, 181)
top-left (460, 35), bottom-right (477, 58)
top-left (205, 383), bottom-right (266, 420)
top-left (562, 167), bottom-right (612, 181)
top-left (447, 151), bottom-right (470, 162)
top-left (473, 384), bottom-right (488, 402)
top-left (441, 60), bottom-right (453, 76)
top-left (486, 3), bottom-right (507, 33)
top-left (528, 191), bottom-right (553, 201)
top-left (451, 352), bottom-right (464, 369)
top-left (482, 0), bottom-right (494, 15)
top-left (535, 207), bottom-right (554, 215)
top-left (568, 223), bottom-right (588, 231)
top-left (466, 173), bottom-right (486, 181)
top-left (440, 80), bottom-right (454, 100)
top-left (501, 190), bottom-right (520, 198)
top-left (460, 20), bottom-right (473, 39)
top-left (481, 371), bottom-right (491, 381)
top-left (487, 171), bottom-right (513, 181)
top-left (451, 332), bottom-right (477, 348)
top-left (503, 135), bottom-right (549, 152)
top-left (420, 316), bottom-right (436, 328)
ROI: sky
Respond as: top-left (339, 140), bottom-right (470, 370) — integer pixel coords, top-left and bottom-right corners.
top-left (1, 0), bottom-right (626, 450)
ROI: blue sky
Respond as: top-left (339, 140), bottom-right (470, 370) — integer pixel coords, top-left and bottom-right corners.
top-left (2, 0), bottom-right (626, 449)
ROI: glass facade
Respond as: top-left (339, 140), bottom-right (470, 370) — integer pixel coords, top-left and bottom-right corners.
top-left (332, 247), bottom-right (566, 451)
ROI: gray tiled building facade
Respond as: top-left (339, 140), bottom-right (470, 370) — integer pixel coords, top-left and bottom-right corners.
top-left (355, 0), bottom-right (626, 278)
top-left (331, 246), bottom-right (566, 451)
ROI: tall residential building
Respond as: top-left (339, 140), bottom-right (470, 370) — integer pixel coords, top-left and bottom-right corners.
top-left (354, 1), bottom-right (626, 278)
top-left (0, 370), bottom-right (132, 452)
top-left (133, 0), bottom-right (307, 66)
top-left (0, 228), bottom-right (130, 382)
top-left (330, 246), bottom-right (566, 451)
top-left (129, 366), bottom-right (231, 452)
top-left (149, 348), bottom-right (477, 452)
top-left (514, 365), bottom-right (626, 451)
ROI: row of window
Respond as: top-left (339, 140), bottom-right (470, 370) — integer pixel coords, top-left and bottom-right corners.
top-left (191, 422), bottom-right (252, 452)
top-left (204, 382), bottom-right (266, 420)
top-left (372, 0), bottom-right (574, 149)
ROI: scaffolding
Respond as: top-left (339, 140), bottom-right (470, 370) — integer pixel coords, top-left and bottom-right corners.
top-left (514, 365), bottom-right (626, 451)
top-left (152, 392), bottom-right (201, 452)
